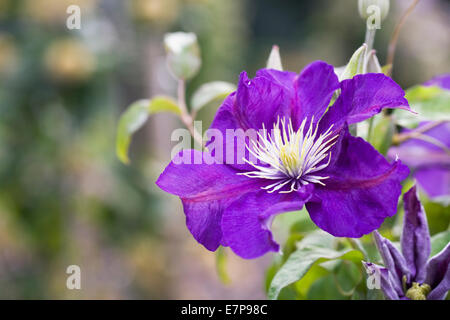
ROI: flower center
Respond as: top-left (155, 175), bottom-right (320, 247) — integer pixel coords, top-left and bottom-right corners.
top-left (239, 117), bottom-right (338, 193)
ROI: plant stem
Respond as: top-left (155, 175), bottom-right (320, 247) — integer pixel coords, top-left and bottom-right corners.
top-left (347, 238), bottom-right (369, 261)
top-left (386, 0), bottom-right (421, 76)
top-left (177, 79), bottom-right (204, 147)
top-left (364, 28), bottom-right (376, 54)
top-left (393, 120), bottom-right (446, 144)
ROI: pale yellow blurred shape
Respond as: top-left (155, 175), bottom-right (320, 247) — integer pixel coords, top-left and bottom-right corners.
top-left (130, 0), bottom-right (179, 25)
top-left (44, 38), bottom-right (96, 82)
top-left (0, 33), bottom-right (18, 76)
top-left (23, 0), bottom-right (97, 24)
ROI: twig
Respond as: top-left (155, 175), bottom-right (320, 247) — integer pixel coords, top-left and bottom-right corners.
top-left (177, 79), bottom-right (204, 147)
top-left (386, 0), bottom-right (420, 76)
top-left (393, 120), bottom-right (446, 144)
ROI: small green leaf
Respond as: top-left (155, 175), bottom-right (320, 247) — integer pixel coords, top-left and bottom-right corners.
top-left (116, 96), bottom-right (180, 164)
top-left (149, 96), bottom-right (181, 114)
top-left (396, 85), bottom-right (450, 128)
top-left (430, 230), bottom-right (450, 256)
top-left (381, 64), bottom-right (391, 76)
top-left (215, 246), bottom-right (231, 284)
top-left (339, 44), bottom-right (367, 81)
top-left (266, 45), bottom-right (283, 71)
top-left (368, 115), bottom-right (395, 155)
top-left (191, 81), bottom-right (236, 112)
top-left (267, 237), bottom-right (364, 299)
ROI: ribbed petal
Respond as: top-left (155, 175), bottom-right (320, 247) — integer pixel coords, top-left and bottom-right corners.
top-left (156, 150), bottom-right (263, 251)
top-left (207, 70), bottom-right (295, 171)
top-left (306, 131), bottom-right (409, 238)
top-left (222, 185), bottom-right (313, 259)
top-left (321, 73), bottom-right (410, 131)
top-left (401, 185), bottom-right (431, 283)
top-left (292, 61), bottom-right (339, 128)
top-left (373, 231), bottom-right (410, 296)
top-left (387, 122), bottom-right (450, 199)
top-left (363, 262), bottom-right (401, 300)
top-left (426, 243), bottom-right (450, 300)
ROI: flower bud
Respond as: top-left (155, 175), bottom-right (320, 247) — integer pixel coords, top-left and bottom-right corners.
top-left (164, 32), bottom-right (201, 80)
top-left (266, 45), bottom-right (283, 71)
top-left (358, 0), bottom-right (390, 21)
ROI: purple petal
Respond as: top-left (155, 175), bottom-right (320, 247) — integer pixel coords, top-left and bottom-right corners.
top-left (156, 150), bottom-right (263, 251)
top-left (426, 243), bottom-right (450, 300)
top-left (414, 167), bottom-right (450, 199)
top-left (292, 61), bottom-right (339, 128)
top-left (373, 231), bottom-right (410, 297)
top-left (388, 122), bottom-right (450, 198)
top-left (321, 73), bottom-right (410, 131)
top-left (235, 70), bottom-right (293, 130)
top-left (256, 68), bottom-right (297, 92)
top-left (206, 93), bottom-right (253, 171)
top-left (306, 131), bottom-right (409, 238)
top-left (424, 74), bottom-right (450, 90)
top-left (401, 185), bottom-right (431, 283)
top-left (363, 262), bottom-right (401, 300)
top-left (207, 70), bottom-right (295, 171)
top-left (222, 185), bottom-right (313, 259)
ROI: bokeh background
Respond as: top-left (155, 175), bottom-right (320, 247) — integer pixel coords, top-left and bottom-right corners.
top-left (0, 0), bottom-right (448, 299)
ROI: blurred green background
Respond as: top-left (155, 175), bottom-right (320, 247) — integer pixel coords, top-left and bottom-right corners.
top-left (0, 0), bottom-right (448, 299)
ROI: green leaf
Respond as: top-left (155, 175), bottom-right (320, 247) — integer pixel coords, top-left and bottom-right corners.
top-left (293, 264), bottom-right (329, 298)
top-left (215, 246), bottom-right (231, 284)
top-left (191, 81), bottom-right (236, 112)
top-left (333, 260), bottom-right (363, 296)
top-left (266, 45), bottom-right (283, 71)
top-left (368, 115), bottom-right (395, 155)
top-left (396, 85), bottom-right (450, 128)
top-left (430, 230), bottom-right (450, 256)
top-left (116, 97), bottom-right (180, 164)
top-left (338, 44), bottom-right (367, 81)
top-left (267, 235), bottom-right (364, 299)
top-left (149, 96), bottom-right (180, 114)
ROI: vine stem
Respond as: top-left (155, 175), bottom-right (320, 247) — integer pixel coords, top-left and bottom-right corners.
top-left (177, 79), bottom-right (205, 147)
top-left (386, 0), bottom-right (421, 76)
top-left (347, 238), bottom-right (369, 261)
top-left (393, 120), bottom-right (446, 144)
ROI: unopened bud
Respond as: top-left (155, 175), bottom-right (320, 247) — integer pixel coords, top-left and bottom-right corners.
top-left (358, 0), bottom-right (390, 21)
top-left (164, 32), bottom-right (201, 80)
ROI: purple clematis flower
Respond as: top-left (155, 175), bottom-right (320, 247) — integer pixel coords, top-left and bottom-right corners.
top-left (157, 61), bottom-right (411, 259)
top-left (424, 74), bottom-right (450, 90)
top-left (388, 74), bottom-right (450, 200)
top-left (364, 185), bottom-right (450, 300)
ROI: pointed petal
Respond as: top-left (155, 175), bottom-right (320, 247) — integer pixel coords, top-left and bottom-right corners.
top-left (321, 73), bottom-right (410, 131)
top-left (426, 243), bottom-right (450, 300)
top-left (401, 185), bottom-right (431, 283)
top-left (373, 231), bottom-right (411, 296)
top-left (363, 262), bottom-right (401, 300)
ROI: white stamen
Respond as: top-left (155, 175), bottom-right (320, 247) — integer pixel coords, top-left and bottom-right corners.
top-left (238, 117), bottom-right (338, 193)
